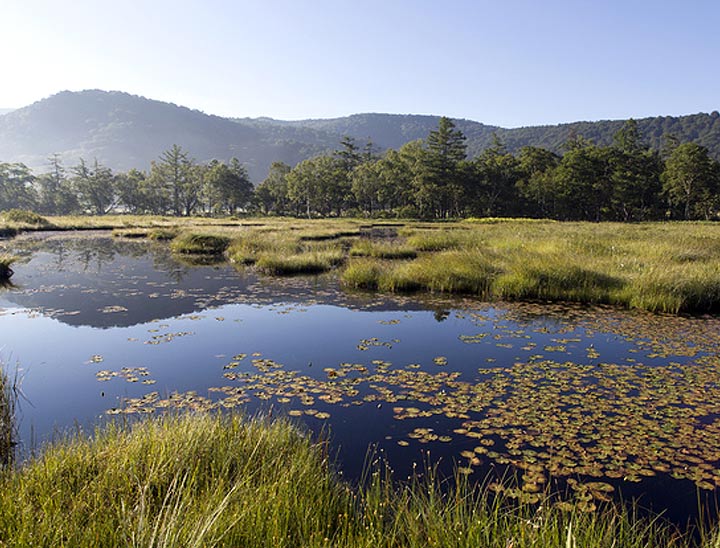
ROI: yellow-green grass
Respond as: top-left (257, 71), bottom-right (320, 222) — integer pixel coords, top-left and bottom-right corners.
top-left (349, 239), bottom-right (417, 260)
top-left (255, 249), bottom-right (345, 275)
top-left (147, 228), bottom-right (180, 241)
top-left (170, 233), bottom-right (232, 255)
top-left (5, 214), bottom-right (720, 314)
top-left (0, 363), bottom-right (16, 467)
top-left (226, 230), bottom-right (301, 265)
top-left (0, 412), bottom-right (707, 547)
top-left (343, 221), bottom-right (720, 314)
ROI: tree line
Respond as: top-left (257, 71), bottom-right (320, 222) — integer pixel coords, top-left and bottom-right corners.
top-left (1, 118), bottom-right (719, 220)
top-left (0, 144), bottom-right (253, 217)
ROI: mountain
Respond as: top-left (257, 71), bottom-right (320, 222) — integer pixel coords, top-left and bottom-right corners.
top-left (0, 90), bottom-right (331, 181)
top-left (0, 90), bottom-right (719, 182)
top-left (0, 109), bottom-right (14, 116)
top-left (259, 113), bottom-right (501, 150)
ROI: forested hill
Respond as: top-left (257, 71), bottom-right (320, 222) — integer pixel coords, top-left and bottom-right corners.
top-left (0, 89), bottom-right (719, 181)
top-left (238, 113), bottom-right (502, 151)
top-left (487, 113), bottom-right (720, 158)
top-left (0, 91), bottom-right (330, 182)
top-left (266, 112), bottom-right (720, 158)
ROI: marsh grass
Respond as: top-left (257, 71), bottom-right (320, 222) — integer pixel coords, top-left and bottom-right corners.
top-left (0, 363), bottom-right (17, 467)
top-left (344, 221), bottom-right (720, 314)
top-left (0, 412), bottom-right (707, 547)
top-left (255, 249), bottom-right (345, 275)
top-left (5, 214), bottom-right (720, 313)
top-left (170, 233), bottom-right (231, 255)
top-left (148, 228), bottom-right (180, 241)
top-left (349, 239), bottom-right (417, 260)
top-left (226, 230), bottom-right (299, 265)
top-left (0, 209), bottom-right (51, 227)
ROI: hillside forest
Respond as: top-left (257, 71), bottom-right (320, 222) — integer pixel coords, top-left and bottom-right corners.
top-left (1, 117), bottom-right (719, 221)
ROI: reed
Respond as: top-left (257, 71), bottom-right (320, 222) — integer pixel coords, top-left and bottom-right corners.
top-left (0, 362), bottom-right (17, 467)
top-left (0, 412), bottom-right (706, 547)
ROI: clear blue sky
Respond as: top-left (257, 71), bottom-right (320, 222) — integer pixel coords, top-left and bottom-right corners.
top-left (2, 0), bottom-right (718, 127)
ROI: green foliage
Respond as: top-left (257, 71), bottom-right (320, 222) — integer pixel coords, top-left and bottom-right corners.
top-left (72, 158), bottom-right (117, 215)
top-left (255, 162), bottom-right (291, 215)
top-left (203, 158), bottom-right (253, 215)
top-left (662, 142), bottom-right (720, 220)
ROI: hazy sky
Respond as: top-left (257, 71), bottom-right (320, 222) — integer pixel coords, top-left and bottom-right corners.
top-left (2, 0), bottom-right (718, 126)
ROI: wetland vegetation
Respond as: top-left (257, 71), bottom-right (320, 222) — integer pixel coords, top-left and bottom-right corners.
top-left (102, 216), bottom-right (720, 314)
top-left (0, 412), bottom-right (715, 548)
top-left (3, 220), bottom-right (720, 545)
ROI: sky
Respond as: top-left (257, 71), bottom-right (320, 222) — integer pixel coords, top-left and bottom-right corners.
top-left (1, 0), bottom-right (719, 127)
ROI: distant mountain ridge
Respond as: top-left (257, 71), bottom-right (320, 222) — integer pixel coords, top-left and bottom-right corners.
top-left (0, 90), bottom-right (718, 182)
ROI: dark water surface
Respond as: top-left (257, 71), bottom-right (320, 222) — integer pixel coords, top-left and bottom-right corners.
top-left (2, 233), bottom-right (720, 524)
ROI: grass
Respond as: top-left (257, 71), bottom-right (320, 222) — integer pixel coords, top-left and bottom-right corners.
top-left (349, 239), bottom-right (417, 260)
top-left (170, 233), bottom-right (231, 255)
top-left (343, 221), bottom-right (720, 314)
top-left (0, 209), bottom-right (51, 227)
top-left (4, 215), bottom-right (720, 314)
top-left (255, 249), bottom-right (345, 275)
top-left (0, 412), bottom-right (709, 547)
top-left (0, 363), bottom-right (17, 467)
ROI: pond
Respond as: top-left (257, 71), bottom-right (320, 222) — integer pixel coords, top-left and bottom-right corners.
top-left (2, 232), bottom-right (720, 524)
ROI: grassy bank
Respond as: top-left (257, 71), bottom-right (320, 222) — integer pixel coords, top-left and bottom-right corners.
top-left (0, 412), bottom-right (708, 547)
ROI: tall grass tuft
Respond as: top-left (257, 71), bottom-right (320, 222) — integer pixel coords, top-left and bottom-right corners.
top-left (0, 413), bottom-right (351, 547)
top-left (255, 250), bottom-right (345, 275)
top-left (0, 412), bottom-right (706, 547)
top-left (349, 239), bottom-right (417, 260)
top-left (0, 362), bottom-right (17, 467)
top-left (0, 209), bottom-right (51, 227)
top-left (170, 233), bottom-right (231, 255)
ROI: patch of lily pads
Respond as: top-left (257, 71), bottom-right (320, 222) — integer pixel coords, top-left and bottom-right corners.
top-left (95, 298), bottom-right (720, 509)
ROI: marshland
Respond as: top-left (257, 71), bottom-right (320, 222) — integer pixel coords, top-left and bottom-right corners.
top-left (1, 215), bottom-right (720, 545)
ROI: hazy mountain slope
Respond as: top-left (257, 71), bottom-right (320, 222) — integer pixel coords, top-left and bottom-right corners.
top-left (273, 113), bottom-right (501, 150)
top-left (485, 113), bottom-right (720, 157)
top-left (0, 90), bottom-right (718, 183)
top-left (247, 111), bottom-right (720, 159)
top-left (0, 90), bottom-right (329, 181)
top-left (0, 109), bottom-right (14, 116)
